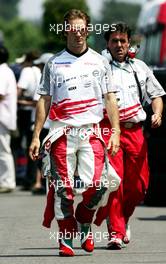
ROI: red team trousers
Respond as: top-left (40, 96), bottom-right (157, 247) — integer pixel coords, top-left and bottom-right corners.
top-left (100, 118), bottom-right (149, 239)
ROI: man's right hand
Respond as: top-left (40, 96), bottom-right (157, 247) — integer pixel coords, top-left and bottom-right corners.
top-left (29, 137), bottom-right (40, 160)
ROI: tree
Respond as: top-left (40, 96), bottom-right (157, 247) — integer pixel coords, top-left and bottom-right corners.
top-left (0, 0), bottom-right (44, 62)
top-left (42, 0), bottom-right (89, 52)
top-left (94, 0), bottom-right (141, 52)
top-left (0, 18), bottom-right (44, 62)
top-left (0, 0), bottom-right (20, 20)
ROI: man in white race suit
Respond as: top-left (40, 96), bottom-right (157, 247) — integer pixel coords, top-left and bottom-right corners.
top-left (29, 9), bottom-right (120, 257)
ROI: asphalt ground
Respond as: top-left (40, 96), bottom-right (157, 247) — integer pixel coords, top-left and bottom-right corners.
top-left (0, 188), bottom-right (166, 264)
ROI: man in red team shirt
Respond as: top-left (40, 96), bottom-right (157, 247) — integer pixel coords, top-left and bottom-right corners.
top-left (99, 22), bottom-right (165, 249)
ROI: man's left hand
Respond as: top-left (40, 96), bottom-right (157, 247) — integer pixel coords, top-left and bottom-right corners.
top-left (107, 133), bottom-right (120, 156)
top-left (151, 113), bottom-right (162, 128)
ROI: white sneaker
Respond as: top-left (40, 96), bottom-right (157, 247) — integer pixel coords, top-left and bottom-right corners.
top-left (107, 237), bottom-right (123, 250)
top-left (123, 224), bottom-right (131, 244)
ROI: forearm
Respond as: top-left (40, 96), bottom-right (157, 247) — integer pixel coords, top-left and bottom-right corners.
top-left (18, 99), bottom-right (36, 107)
top-left (104, 92), bottom-right (120, 132)
top-left (104, 92), bottom-right (120, 155)
top-left (151, 97), bottom-right (163, 128)
top-left (151, 97), bottom-right (163, 116)
top-left (32, 95), bottom-right (51, 139)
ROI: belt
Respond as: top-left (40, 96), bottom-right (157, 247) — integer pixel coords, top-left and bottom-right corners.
top-left (120, 122), bottom-right (139, 129)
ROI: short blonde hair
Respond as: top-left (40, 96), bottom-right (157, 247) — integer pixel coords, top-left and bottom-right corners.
top-left (63, 9), bottom-right (90, 28)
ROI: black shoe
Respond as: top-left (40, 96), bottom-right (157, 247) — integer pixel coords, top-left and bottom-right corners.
top-left (31, 187), bottom-right (46, 195)
top-left (20, 185), bottom-right (31, 191)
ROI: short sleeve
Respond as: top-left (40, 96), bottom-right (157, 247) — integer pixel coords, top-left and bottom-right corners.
top-left (33, 88), bottom-right (40, 101)
top-left (0, 77), bottom-right (7, 95)
top-left (37, 61), bottom-right (53, 96)
top-left (101, 57), bottom-right (117, 94)
top-left (144, 64), bottom-right (166, 99)
top-left (17, 68), bottom-right (31, 90)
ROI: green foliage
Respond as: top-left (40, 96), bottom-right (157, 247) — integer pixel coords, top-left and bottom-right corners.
top-left (0, 0), bottom-right (20, 20)
top-left (94, 0), bottom-right (141, 52)
top-left (101, 1), bottom-right (141, 26)
top-left (0, 18), bottom-right (44, 62)
top-left (42, 0), bottom-right (89, 52)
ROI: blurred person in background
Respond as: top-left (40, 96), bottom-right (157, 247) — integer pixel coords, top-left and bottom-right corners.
top-left (31, 53), bottom-right (54, 195)
top-left (10, 54), bottom-right (25, 82)
top-left (0, 46), bottom-right (17, 193)
top-left (10, 54), bottom-right (26, 183)
top-left (17, 51), bottom-right (41, 190)
top-left (97, 22), bottom-right (165, 249)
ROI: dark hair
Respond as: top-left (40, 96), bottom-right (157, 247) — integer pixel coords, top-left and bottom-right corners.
top-left (24, 51), bottom-right (39, 63)
top-left (63, 9), bottom-right (90, 28)
top-left (104, 22), bottom-right (131, 42)
top-left (0, 46), bottom-right (9, 63)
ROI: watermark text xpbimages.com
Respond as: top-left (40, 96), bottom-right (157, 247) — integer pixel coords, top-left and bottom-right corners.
top-left (49, 22), bottom-right (116, 35)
